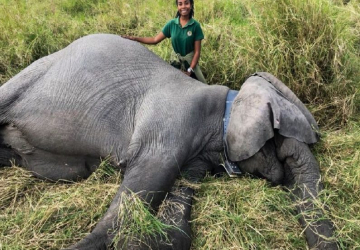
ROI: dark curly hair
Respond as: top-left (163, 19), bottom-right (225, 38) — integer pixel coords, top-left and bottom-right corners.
top-left (175, 0), bottom-right (194, 18)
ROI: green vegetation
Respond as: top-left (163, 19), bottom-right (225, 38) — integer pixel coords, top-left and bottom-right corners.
top-left (0, 0), bottom-right (359, 249)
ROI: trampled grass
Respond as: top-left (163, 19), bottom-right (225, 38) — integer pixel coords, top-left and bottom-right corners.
top-left (0, 161), bottom-right (121, 249)
top-left (0, 0), bottom-right (359, 249)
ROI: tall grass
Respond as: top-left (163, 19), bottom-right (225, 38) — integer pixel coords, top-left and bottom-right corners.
top-left (0, 0), bottom-right (359, 249)
top-left (1, 0), bottom-right (359, 126)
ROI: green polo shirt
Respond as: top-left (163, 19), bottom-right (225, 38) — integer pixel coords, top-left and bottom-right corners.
top-left (162, 17), bottom-right (204, 56)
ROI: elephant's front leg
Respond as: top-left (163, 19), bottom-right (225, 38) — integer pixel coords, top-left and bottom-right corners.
top-left (276, 135), bottom-right (338, 250)
top-left (64, 147), bottom-right (184, 250)
top-left (155, 186), bottom-right (193, 250)
top-left (124, 186), bottom-right (194, 250)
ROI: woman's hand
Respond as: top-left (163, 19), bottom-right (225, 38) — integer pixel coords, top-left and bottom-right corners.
top-left (122, 35), bottom-right (136, 41)
top-left (122, 33), bottom-right (166, 45)
top-left (182, 70), bottom-right (192, 77)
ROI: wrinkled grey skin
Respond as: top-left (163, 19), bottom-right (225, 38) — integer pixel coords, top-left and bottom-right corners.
top-left (0, 34), bottom-right (337, 249)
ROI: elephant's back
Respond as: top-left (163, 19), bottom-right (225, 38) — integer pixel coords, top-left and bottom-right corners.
top-left (1, 34), bottom-right (171, 107)
top-left (0, 34), bottom-right (177, 157)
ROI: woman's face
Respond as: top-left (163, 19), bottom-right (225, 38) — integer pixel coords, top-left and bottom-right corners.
top-left (177, 0), bottom-right (192, 17)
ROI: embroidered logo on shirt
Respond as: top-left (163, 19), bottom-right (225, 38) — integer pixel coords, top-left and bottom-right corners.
top-left (187, 31), bottom-right (192, 37)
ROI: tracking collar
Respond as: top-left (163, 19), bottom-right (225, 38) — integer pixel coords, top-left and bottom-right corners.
top-left (223, 90), bottom-right (239, 137)
top-left (220, 90), bottom-right (242, 177)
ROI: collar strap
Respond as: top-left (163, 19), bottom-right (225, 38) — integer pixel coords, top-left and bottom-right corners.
top-left (222, 89), bottom-right (242, 177)
top-left (223, 90), bottom-right (239, 138)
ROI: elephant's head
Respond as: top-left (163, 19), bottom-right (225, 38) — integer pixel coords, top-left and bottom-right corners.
top-left (224, 72), bottom-right (338, 249)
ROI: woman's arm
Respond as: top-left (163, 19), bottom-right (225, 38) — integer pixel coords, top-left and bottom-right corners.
top-left (186, 40), bottom-right (202, 75)
top-left (123, 32), bottom-right (166, 45)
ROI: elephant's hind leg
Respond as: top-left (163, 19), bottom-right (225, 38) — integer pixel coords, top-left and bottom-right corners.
top-left (0, 124), bottom-right (100, 181)
top-left (23, 149), bottom-right (100, 181)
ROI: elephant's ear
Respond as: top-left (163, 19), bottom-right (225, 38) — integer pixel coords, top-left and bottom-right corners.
top-left (225, 73), bottom-right (319, 162)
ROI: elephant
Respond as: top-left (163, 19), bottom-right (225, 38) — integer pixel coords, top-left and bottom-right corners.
top-left (0, 34), bottom-right (338, 249)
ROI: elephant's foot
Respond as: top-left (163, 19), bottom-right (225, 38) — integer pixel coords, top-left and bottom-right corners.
top-left (116, 186), bottom-right (194, 250)
top-left (65, 185), bottom-right (193, 249)
top-left (155, 186), bottom-right (193, 250)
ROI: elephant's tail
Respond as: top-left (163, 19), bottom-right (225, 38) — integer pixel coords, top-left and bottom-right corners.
top-left (253, 72), bottom-right (320, 138)
top-left (0, 124), bottom-right (22, 167)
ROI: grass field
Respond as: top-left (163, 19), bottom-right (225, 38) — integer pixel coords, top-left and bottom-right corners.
top-left (0, 0), bottom-right (359, 249)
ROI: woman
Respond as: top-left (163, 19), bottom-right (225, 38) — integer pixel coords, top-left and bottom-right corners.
top-left (123, 0), bottom-right (206, 83)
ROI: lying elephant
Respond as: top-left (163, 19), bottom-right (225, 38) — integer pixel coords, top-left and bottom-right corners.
top-left (0, 34), bottom-right (337, 249)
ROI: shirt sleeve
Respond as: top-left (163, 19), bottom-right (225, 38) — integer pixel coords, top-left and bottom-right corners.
top-left (162, 20), bottom-right (172, 38)
top-left (194, 23), bottom-right (204, 41)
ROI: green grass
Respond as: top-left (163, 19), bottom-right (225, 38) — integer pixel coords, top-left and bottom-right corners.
top-left (1, 0), bottom-right (359, 127)
top-left (0, 161), bottom-right (121, 249)
top-left (0, 0), bottom-right (360, 249)
top-left (112, 191), bottom-right (176, 249)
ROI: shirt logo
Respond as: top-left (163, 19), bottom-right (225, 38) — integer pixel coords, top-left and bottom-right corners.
top-left (187, 31), bottom-right (192, 37)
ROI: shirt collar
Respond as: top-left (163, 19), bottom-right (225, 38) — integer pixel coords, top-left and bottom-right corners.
top-left (175, 17), bottom-right (195, 28)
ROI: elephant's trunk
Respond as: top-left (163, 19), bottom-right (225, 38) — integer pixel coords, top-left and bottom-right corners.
top-left (276, 136), bottom-right (338, 249)
top-left (292, 182), bottom-right (337, 249)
